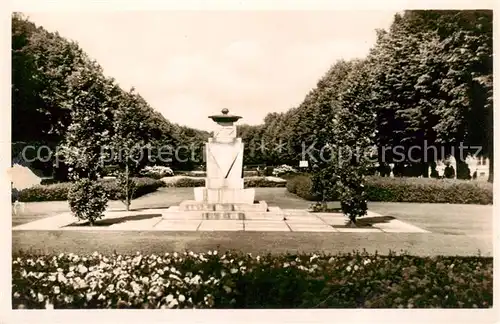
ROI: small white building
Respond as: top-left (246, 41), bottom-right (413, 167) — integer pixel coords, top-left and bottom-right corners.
top-left (466, 155), bottom-right (490, 181)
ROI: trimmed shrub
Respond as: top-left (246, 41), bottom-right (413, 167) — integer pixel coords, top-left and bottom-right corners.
top-left (17, 182), bottom-right (71, 202)
top-left (67, 179), bottom-right (108, 225)
top-left (164, 177), bottom-right (206, 188)
top-left (12, 250), bottom-right (492, 309)
top-left (244, 177), bottom-right (286, 188)
top-left (287, 174), bottom-right (493, 205)
top-left (17, 177), bottom-right (165, 202)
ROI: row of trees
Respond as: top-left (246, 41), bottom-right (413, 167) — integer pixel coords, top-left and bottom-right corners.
top-left (12, 13), bottom-right (209, 180)
top-left (238, 10), bottom-right (493, 182)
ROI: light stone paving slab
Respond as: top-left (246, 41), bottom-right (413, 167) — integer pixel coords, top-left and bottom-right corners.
top-left (244, 212), bottom-right (285, 221)
top-left (286, 222), bottom-right (336, 232)
top-left (108, 217), bottom-right (163, 230)
top-left (154, 219), bottom-right (202, 231)
top-left (285, 217), bottom-right (326, 225)
top-left (244, 220), bottom-right (291, 232)
top-left (335, 227), bottom-right (382, 233)
top-left (198, 220), bottom-right (244, 231)
top-left (282, 209), bottom-right (311, 216)
top-left (13, 212), bottom-right (74, 230)
top-left (316, 215), bottom-right (347, 226)
top-left (375, 219), bottom-right (430, 233)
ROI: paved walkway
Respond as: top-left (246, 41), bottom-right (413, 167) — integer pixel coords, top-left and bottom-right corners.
top-left (12, 207), bottom-right (428, 233)
top-left (11, 188), bottom-right (492, 257)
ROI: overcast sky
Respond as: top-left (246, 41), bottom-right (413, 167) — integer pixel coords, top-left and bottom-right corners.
top-left (25, 11), bottom-right (398, 131)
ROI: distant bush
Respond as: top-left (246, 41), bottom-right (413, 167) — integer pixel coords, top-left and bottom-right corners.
top-left (164, 177), bottom-right (205, 188)
top-left (272, 164), bottom-right (297, 177)
top-left (244, 177), bottom-right (286, 188)
top-left (163, 176), bottom-right (286, 188)
top-left (16, 177), bottom-right (165, 202)
top-left (263, 166), bottom-right (274, 176)
top-left (243, 171), bottom-right (259, 177)
top-left (287, 174), bottom-right (493, 205)
top-left (139, 165), bottom-right (174, 179)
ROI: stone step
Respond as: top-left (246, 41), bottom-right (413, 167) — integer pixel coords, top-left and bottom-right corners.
top-left (202, 212), bottom-right (246, 220)
top-left (178, 200), bottom-right (268, 212)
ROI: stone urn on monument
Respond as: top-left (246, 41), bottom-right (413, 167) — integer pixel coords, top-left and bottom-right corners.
top-left (171, 108), bottom-right (270, 220)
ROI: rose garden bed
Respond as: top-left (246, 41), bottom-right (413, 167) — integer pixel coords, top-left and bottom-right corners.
top-left (12, 250), bottom-right (492, 309)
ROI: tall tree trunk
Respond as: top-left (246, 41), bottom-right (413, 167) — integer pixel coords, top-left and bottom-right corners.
top-left (125, 163), bottom-right (130, 211)
top-left (488, 150), bottom-right (493, 183)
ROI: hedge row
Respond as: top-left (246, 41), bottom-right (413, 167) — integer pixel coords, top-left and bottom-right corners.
top-left (163, 177), bottom-right (286, 188)
top-left (12, 250), bottom-right (492, 309)
top-left (15, 177), bottom-right (165, 202)
top-left (286, 174), bottom-right (493, 205)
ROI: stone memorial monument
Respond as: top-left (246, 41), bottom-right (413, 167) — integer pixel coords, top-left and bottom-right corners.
top-left (165, 109), bottom-right (275, 220)
top-left (193, 108), bottom-right (255, 204)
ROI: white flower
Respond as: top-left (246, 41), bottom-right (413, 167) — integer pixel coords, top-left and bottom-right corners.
top-left (85, 292), bottom-right (95, 301)
top-left (363, 259), bottom-right (371, 265)
top-left (141, 277), bottom-right (149, 284)
top-left (189, 251), bottom-right (194, 257)
top-left (190, 275), bottom-right (201, 285)
top-left (92, 251), bottom-right (99, 257)
top-left (97, 293), bottom-right (106, 300)
top-left (346, 265), bottom-right (352, 272)
top-left (283, 262), bottom-right (290, 268)
top-left (354, 265), bottom-right (359, 271)
top-left (57, 273), bottom-right (67, 284)
top-left (53, 286), bottom-right (60, 294)
top-left (309, 254), bottom-right (319, 262)
top-left (130, 281), bottom-right (141, 295)
top-left (168, 299), bottom-right (178, 308)
top-left (77, 264), bottom-right (88, 274)
top-left (450, 263), bottom-right (455, 269)
top-left (213, 250), bottom-right (218, 255)
top-left (48, 275), bottom-right (56, 282)
top-left (37, 293), bottom-right (44, 302)
top-left (173, 252), bottom-right (178, 258)
top-left (208, 250), bottom-right (213, 256)
top-left (178, 294), bottom-right (186, 302)
top-left (45, 301), bottom-right (54, 309)
top-left (230, 268), bottom-right (238, 274)
top-left (166, 294), bottom-right (174, 303)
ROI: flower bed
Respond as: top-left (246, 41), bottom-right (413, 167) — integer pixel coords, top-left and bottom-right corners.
top-left (286, 174), bottom-right (493, 205)
top-left (16, 177), bottom-right (165, 202)
top-left (12, 251), bottom-right (492, 309)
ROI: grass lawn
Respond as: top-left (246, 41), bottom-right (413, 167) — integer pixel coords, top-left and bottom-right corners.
top-left (12, 188), bottom-right (492, 257)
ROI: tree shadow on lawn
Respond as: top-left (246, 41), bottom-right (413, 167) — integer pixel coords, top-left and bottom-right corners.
top-left (65, 213), bottom-right (161, 227)
top-left (331, 215), bottom-right (396, 228)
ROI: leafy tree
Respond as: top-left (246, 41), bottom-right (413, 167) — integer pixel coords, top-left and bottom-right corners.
top-left (112, 88), bottom-right (153, 210)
